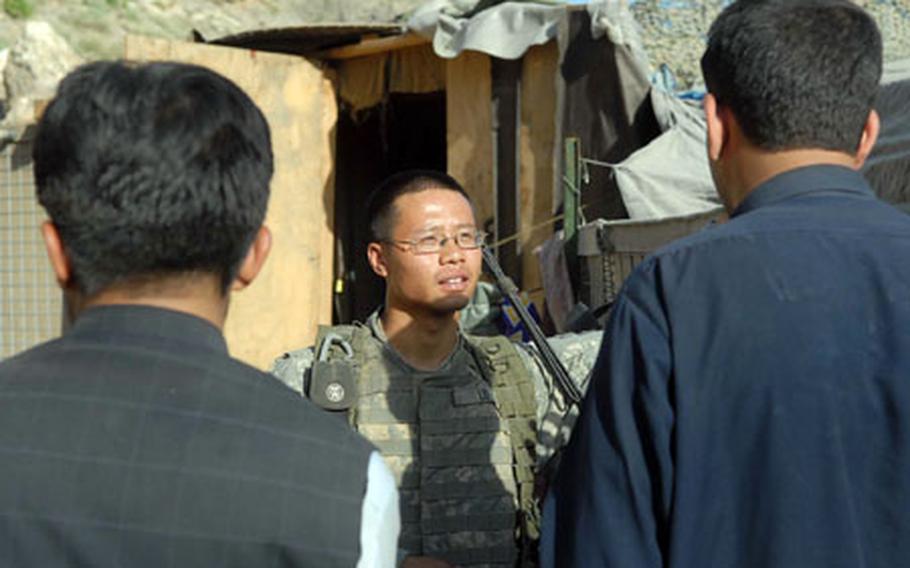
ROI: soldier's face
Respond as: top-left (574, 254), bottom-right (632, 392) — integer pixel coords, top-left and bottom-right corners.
top-left (374, 188), bottom-right (482, 317)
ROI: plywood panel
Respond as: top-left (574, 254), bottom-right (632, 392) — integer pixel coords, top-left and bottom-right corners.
top-left (519, 42), bottom-right (559, 298)
top-left (446, 52), bottom-right (494, 230)
top-left (390, 43), bottom-right (446, 95)
top-left (125, 36), bottom-right (337, 370)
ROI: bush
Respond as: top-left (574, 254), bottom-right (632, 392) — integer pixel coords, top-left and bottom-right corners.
top-left (3, 0), bottom-right (34, 19)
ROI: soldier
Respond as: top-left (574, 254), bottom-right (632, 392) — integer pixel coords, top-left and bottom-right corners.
top-left (273, 170), bottom-right (600, 568)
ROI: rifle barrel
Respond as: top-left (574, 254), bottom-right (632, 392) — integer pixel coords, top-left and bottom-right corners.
top-left (482, 247), bottom-right (583, 404)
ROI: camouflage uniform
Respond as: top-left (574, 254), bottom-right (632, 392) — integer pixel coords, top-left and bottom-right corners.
top-left (272, 310), bottom-right (600, 567)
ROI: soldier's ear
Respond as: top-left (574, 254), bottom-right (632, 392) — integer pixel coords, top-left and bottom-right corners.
top-left (367, 242), bottom-right (389, 278)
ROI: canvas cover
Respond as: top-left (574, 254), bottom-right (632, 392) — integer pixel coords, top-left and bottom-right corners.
top-left (408, 0), bottom-right (565, 59)
top-left (614, 57), bottom-right (910, 220)
top-left (609, 87), bottom-right (719, 220)
top-left (864, 58), bottom-right (910, 207)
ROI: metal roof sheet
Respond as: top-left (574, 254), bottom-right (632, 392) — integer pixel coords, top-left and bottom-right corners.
top-left (209, 23), bottom-right (407, 56)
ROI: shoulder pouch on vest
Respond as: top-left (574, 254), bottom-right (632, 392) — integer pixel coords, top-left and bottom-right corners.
top-left (309, 332), bottom-right (358, 412)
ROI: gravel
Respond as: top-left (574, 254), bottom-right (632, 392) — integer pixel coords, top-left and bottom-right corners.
top-left (629, 0), bottom-right (910, 91)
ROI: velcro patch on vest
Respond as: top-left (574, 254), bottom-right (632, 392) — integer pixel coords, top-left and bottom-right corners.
top-left (451, 383), bottom-right (495, 406)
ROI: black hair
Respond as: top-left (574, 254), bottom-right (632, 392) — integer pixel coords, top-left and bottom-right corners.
top-left (700, 0), bottom-right (882, 153)
top-left (366, 169), bottom-right (472, 241)
top-left (33, 60), bottom-right (273, 296)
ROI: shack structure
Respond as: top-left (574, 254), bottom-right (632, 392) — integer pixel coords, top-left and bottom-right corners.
top-left (112, 4), bottom-right (661, 368)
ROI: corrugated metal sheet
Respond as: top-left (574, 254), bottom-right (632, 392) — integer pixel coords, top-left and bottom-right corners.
top-left (209, 23), bottom-right (407, 56)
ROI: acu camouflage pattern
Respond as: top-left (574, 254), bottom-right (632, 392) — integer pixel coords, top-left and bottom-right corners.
top-left (271, 316), bottom-right (603, 567)
top-left (278, 317), bottom-right (539, 567)
top-left (515, 331), bottom-right (602, 467)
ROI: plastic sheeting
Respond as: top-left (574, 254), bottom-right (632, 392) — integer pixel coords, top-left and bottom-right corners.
top-left (611, 128), bottom-right (719, 219)
top-left (609, 87), bottom-right (720, 220)
top-left (611, 57), bottom-right (910, 221)
top-left (864, 58), bottom-right (910, 206)
top-left (408, 0), bottom-right (565, 59)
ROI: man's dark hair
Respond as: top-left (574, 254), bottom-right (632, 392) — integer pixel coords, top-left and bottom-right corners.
top-left (33, 61), bottom-right (273, 295)
top-left (700, 0), bottom-right (882, 153)
top-left (366, 170), bottom-right (473, 241)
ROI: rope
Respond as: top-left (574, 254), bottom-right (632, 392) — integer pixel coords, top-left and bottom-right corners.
top-left (580, 157), bottom-right (622, 169)
top-left (490, 205), bottom-right (591, 249)
top-left (490, 149), bottom-right (613, 249)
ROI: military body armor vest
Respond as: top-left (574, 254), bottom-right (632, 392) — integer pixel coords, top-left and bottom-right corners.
top-left (312, 323), bottom-right (539, 567)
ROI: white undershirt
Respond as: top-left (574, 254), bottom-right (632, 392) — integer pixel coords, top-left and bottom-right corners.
top-left (357, 451), bottom-right (400, 568)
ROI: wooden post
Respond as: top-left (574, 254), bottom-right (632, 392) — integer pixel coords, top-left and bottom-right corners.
top-left (492, 57), bottom-right (523, 287)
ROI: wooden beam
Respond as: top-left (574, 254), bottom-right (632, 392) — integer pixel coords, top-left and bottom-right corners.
top-left (321, 33), bottom-right (429, 60)
top-left (519, 42), bottom-right (559, 300)
top-left (492, 57), bottom-right (522, 287)
top-left (447, 52), bottom-right (494, 234)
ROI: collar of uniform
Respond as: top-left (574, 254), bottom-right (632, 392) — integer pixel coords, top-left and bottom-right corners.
top-left (732, 164), bottom-right (873, 218)
top-left (68, 304), bottom-right (228, 355)
top-left (366, 308), bottom-right (387, 342)
top-left (366, 307), bottom-right (467, 374)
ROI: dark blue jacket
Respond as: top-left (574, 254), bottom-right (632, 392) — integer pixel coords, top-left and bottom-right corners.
top-left (543, 165), bottom-right (910, 567)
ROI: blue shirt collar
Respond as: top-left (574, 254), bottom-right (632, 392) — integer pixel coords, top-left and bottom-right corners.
top-left (69, 304), bottom-right (228, 354)
top-left (733, 164), bottom-right (874, 218)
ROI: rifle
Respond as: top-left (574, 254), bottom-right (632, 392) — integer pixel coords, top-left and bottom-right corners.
top-left (481, 246), bottom-right (583, 405)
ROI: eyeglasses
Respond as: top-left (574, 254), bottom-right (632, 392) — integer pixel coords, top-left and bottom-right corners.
top-left (383, 229), bottom-right (487, 254)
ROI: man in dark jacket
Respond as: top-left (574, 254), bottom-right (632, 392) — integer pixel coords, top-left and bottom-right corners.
top-left (544, 1), bottom-right (910, 567)
top-left (0, 61), bottom-right (398, 567)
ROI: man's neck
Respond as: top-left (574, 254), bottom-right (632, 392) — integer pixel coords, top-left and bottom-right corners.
top-left (71, 275), bottom-right (229, 330)
top-left (380, 305), bottom-right (460, 371)
top-left (722, 148), bottom-right (857, 212)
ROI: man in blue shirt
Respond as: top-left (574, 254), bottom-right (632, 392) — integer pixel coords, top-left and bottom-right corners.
top-left (542, 1), bottom-right (910, 567)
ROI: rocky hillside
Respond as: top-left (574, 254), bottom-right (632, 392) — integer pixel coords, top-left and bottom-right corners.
top-left (0, 1), bottom-right (425, 58)
top-left (631, 0), bottom-right (910, 89)
top-left (0, 0), bottom-right (425, 126)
